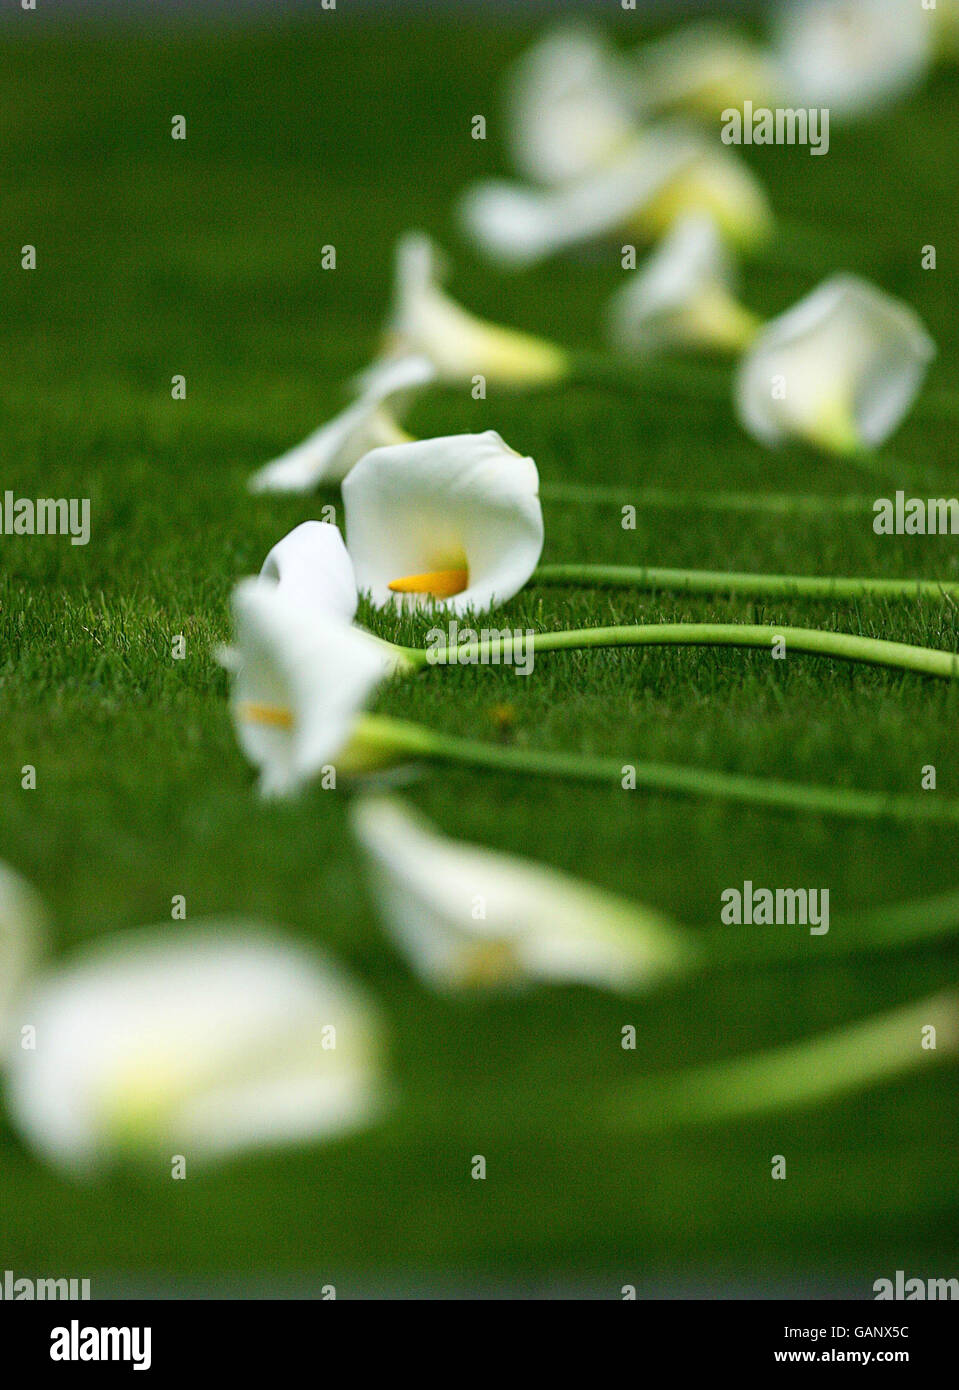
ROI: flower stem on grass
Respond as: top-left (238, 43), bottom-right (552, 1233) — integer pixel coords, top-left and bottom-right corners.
top-left (600, 991), bottom-right (959, 1134)
top-left (540, 482), bottom-right (871, 515)
top-left (407, 623), bottom-right (959, 681)
top-left (354, 714), bottom-right (959, 826)
top-left (533, 564), bottom-right (959, 603)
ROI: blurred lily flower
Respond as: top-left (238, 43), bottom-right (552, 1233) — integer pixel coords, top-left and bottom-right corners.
top-left (773, 0), bottom-right (933, 116)
top-left (221, 579), bottom-right (402, 797)
top-left (4, 925), bottom-right (384, 1174)
top-left (460, 133), bottom-right (771, 268)
top-left (0, 864), bottom-right (46, 1044)
top-left (351, 795), bottom-right (696, 993)
top-left (376, 233), bottom-right (568, 386)
top-left (735, 274), bottom-right (935, 454)
top-left (342, 431), bottom-right (544, 614)
top-left (505, 23), bottom-right (638, 185)
top-left (259, 520), bottom-right (359, 623)
top-left (630, 20), bottom-right (784, 118)
top-left (248, 355), bottom-right (432, 495)
top-left (607, 214), bottom-right (760, 354)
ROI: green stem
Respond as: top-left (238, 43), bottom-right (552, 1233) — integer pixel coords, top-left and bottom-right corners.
top-left (534, 563), bottom-right (959, 603)
top-left (601, 992), bottom-right (959, 1133)
top-left (355, 714), bottom-right (959, 826)
top-left (409, 623), bottom-right (959, 681)
top-left (540, 482), bottom-right (871, 515)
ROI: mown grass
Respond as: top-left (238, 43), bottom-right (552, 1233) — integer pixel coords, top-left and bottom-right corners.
top-left (1, 11), bottom-right (958, 1293)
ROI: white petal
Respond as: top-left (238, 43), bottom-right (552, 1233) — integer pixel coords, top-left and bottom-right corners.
top-left (227, 580), bottom-right (392, 797)
top-left (248, 356), bottom-right (432, 494)
top-left (342, 432), bottom-right (544, 616)
top-left (3, 925), bottom-right (383, 1173)
top-left (386, 233), bottom-right (568, 383)
top-left (351, 796), bottom-right (693, 993)
top-left (630, 20), bottom-right (784, 116)
top-left (505, 23), bottom-right (638, 184)
top-left (607, 212), bottom-right (752, 353)
top-left (459, 132), bottom-right (701, 268)
top-left (259, 521), bottom-right (359, 623)
top-left (735, 274), bottom-right (935, 452)
top-left (0, 864), bottom-right (47, 1045)
top-left (774, 0), bottom-right (932, 115)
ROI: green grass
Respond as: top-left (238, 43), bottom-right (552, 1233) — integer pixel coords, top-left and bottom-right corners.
top-left (1, 12), bottom-right (958, 1294)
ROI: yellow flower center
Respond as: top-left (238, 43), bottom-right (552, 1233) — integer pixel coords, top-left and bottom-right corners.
top-left (388, 568), bottom-right (469, 598)
top-left (238, 701), bottom-right (294, 729)
top-left (457, 938), bottom-right (522, 987)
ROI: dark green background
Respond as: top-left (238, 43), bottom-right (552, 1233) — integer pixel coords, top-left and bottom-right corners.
top-left (1, 11), bottom-right (957, 1294)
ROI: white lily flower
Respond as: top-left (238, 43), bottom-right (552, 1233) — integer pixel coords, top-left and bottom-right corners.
top-left (248, 355), bottom-right (432, 494)
top-left (505, 23), bottom-right (638, 185)
top-left (259, 521), bottom-right (359, 624)
top-left (773, 0), bottom-right (933, 116)
top-left (607, 214), bottom-right (760, 354)
top-left (460, 132), bottom-right (771, 268)
top-left (377, 233), bottom-right (569, 385)
top-left (0, 864), bottom-right (46, 1044)
top-left (351, 795), bottom-right (695, 993)
top-left (3, 925), bottom-right (384, 1174)
top-left (735, 274), bottom-right (935, 454)
top-left (222, 579), bottom-right (400, 798)
top-left (631, 20), bottom-right (784, 117)
top-left (342, 431), bottom-right (544, 615)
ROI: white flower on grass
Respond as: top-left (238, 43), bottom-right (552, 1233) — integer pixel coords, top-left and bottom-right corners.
top-left (248, 355), bottom-right (433, 494)
top-left (735, 274), bottom-right (935, 454)
top-left (459, 133), bottom-right (771, 269)
top-left (773, 0), bottom-right (933, 116)
top-left (505, 23), bottom-right (638, 185)
top-left (3, 925), bottom-right (384, 1174)
top-left (376, 233), bottom-right (568, 386)
top-left (342, 432), bottom-right (544, 615)
top-left (351, 795), bottom-right (696, 993)
top-left (259, 521), bottom-right (359, 624)
top-left (630, 20), bottom-right (784, 118)
top-left (607, 214), bottom-right (760, 354)
top-left (221, 580), bottom-right (400, 798)
top-left (0, 864), bottom-right (46, 1044)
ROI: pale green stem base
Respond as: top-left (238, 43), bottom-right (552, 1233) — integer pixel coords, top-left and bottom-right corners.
top-left (601, 992), bottom-right (959, 1134)
top-left (534, 564), bottom-right (959, 603)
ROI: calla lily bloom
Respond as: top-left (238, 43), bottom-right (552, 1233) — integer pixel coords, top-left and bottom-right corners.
top-left (376, 233), bottom-right (568, 386)
top-left (505, 23), bottom-right (638, 185)
top-left (342, 432), bottom-right (544, 615)
top-left (221, 579), bottom-right (401, 797)
top-left (630, 20), bottom-right (784, 118)
top-left (607, 214), bottom-right (760, 354)
top-left (351, 795), bottom-right (695, 993)
top-left (773, 0), bottom-right (932, 116)
top-left (248, 355), bottom-right (432, 494)
top-left (0, 864), bottom-right (46, 1044)
top-left (460, 132), bottom-right (771, 268)
top-left (3, 925), bottom-right (384, 1174)
top-left (735, 274), bottom-right (935, 454)
top-left (259, 520), bottom-right (359, 624)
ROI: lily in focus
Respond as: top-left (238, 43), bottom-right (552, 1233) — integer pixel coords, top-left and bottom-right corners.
top-left (342, 430), bottom-right (544, 615)
top-left (3, 923), bottom-right (384, 1175)
top-left (735, 274), bottom-right (936, 454)
top-left (351, 794), bottom-right (696, 993)
top-left (607, 213), bottom-right (760, 355)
